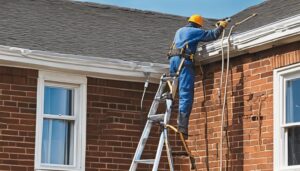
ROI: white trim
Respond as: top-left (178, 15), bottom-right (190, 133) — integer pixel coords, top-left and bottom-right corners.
top-left (198, 14), bottom-right (300, 64)
top-left (274, 63), bottom-right (300, 171)
top-left (43, 114), bottom-right (76, 121)
top-left (0, 46), bottom-right (168, 83)
top-left (34, 71), bottom-right (87, 171)
top-left (40, 73), bottom-right (87, 85)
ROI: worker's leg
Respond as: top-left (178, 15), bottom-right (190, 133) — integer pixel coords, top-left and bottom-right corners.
top-left (169, 56), bottom-right (181, 75)
top-left (178, 59), bottom-right (195, 138)
top-left (169, 56), bottom-right (194, 138)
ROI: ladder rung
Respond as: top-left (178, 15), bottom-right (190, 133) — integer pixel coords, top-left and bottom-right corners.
top-left (135, 159), bottom-right (155, 164)
top-left (154, 92), bottom-right (172, 101)
top-left (154, 96), bottom-right (163, 101)
top-left (148, 114), bottom-right (165, 122)
top-left (162, 76), bottom-right (176, 82)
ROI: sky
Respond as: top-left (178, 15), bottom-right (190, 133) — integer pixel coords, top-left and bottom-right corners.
top-left (78, 0), bottom-right (264, 19)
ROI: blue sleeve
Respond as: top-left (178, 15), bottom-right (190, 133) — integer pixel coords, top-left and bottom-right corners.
top-left (197, 27), bottom-right (223, 42)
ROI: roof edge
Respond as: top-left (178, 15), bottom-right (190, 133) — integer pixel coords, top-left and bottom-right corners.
top-left (72, 0), bottom-right (187, 19)
top-left (197, 14), bottom-right (300, 64)
top-left (0, 45), bottom-right (168, 83)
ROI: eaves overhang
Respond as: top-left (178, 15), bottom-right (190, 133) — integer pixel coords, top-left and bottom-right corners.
top-left (197, 14), bottom-right (300, 64)
top-left (1, 15), bottom-right (299, 83)
top-left (0, 45), bottom-right (168, 83)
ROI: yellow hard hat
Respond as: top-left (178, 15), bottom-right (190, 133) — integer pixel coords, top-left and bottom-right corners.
top-left (188, 14), bottom-right (204, 26)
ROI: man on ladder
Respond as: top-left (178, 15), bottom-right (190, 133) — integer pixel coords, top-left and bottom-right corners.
top-left (167, 14), bottom-right (228, 139)
top-left (130, 15), bottom-right (229, 171)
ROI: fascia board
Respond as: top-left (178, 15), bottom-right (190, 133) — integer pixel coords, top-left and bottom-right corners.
top-left (198, 14), bottom-right (300, 63)
top-left (0, 45), bottom-right (168, 83)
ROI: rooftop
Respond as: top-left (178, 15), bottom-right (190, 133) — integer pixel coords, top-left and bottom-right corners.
top-left (0, 0), bottom-right (299, 64)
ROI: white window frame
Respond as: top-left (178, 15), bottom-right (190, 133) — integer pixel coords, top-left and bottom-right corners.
top-left (34, 71), bottom-right (87, 171)
top-left (274, 63), bottom-right (300, 171)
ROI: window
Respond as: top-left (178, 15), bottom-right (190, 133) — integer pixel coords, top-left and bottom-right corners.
top-left (274, 65), bottom-right (300, 171)
top-left (35, 71), bottom-right (87, 171)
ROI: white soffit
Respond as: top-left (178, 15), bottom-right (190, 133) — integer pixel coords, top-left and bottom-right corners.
top-left (0, 45), bottom-right (168, 83)
top-left (197, 14), bottom-right (300, 64)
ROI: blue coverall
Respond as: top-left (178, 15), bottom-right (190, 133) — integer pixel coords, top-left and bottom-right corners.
top-left (169, 23), bottom-right (223, 136)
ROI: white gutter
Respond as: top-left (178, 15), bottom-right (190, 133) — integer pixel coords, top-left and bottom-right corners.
top-left (0, 45), bottom-right (169, 83)
top-left (197, 14), bottom-right (300, 64)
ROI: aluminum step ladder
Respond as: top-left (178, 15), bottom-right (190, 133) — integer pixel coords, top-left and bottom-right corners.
top-left (129, 72), bottom-right (179, 171)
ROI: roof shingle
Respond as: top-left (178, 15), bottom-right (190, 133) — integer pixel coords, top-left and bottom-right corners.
top-left (0, 0), bottom-right (299, 64)
top-left (228, 0), bottom-right (300, 33)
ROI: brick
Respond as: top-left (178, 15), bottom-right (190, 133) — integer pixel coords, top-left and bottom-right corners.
top-left (26, 92), bottom-right (36, 97)
top-left (0, 153), bottom-right (9, 158)
top-left (261, 71), bottom-right (273, 78)
top-left (10, 85), bottom-right (36, 92)
top-left (0, 165), bottom-right (10, 170)
top-left (11, 113), bottom-right (35, 119)
top-left (249, 61), bottom-right (261, 69)
top-left (4, 101), bottom-right (17, 107)
top-left (2, 90), bottom-right (27, 96)
top-left (0, 106), bottom-right (19, 112)
top-left (4, 147), bottom-right (26, 153)
top-left (11, 96), bottom-right (36, 103)
top-left (20, 108), bottom-right (36, 114)
top-left (0, 83), bottom-right (10, 90)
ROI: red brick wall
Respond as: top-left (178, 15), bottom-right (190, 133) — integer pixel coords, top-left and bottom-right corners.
top-left (86, 77), bottom-right (167, 171)
top-left (0, 66), bottom-right (37, 171)
top-left (186, 41), bottom-right (300, 171)
top-left (0, 41), bottom-right (299, 171)
top-left (0, 66), bottom-right (180, 171)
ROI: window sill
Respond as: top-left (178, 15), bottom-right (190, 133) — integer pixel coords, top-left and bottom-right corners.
top-left (35, 166), bottom-right (83, 171)
top-left (279, 165), bottom-right (300, 171)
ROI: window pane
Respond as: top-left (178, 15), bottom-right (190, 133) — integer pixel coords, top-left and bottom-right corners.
top-left (42, 119), bottom-right (74, 165)
top-left (288, 127), bottom-right (300, 165)
top-left (286, 79), bottom-right (300, 123)
top-left (44, 86), bottom-right (73, 116)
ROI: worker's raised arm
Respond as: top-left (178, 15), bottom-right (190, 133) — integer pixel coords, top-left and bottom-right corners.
top-left (198, 27), bottom-right (223, 42)
top-left (198, 20), bottom-right (228, 42)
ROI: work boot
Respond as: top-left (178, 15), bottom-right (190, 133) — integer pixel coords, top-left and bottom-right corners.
top-left (178, 127), bottom-right (188, 140)
top-left (177, 112), bottom-right (189, 139)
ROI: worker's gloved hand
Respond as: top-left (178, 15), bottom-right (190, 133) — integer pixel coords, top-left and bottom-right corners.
top-left (216, 20), bottom-right (228, 28)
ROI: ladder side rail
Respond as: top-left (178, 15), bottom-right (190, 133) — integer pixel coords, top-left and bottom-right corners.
top-left (164, 99), bottom-right (173, 123)
top-left (164, 99), bottom-right (175, 171)
top-left (152, 99), bottom-right (174, 171)
top-left (151, 77), bottom-right (175, 171)
top-left (164, 128), bottom-right (174, 171)
top-left (152, 97), bottom-right (174, 170)
top-left (152, 131), bottom-right (165, 171)
top-left (129, 120), bottom-right (154, 171)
